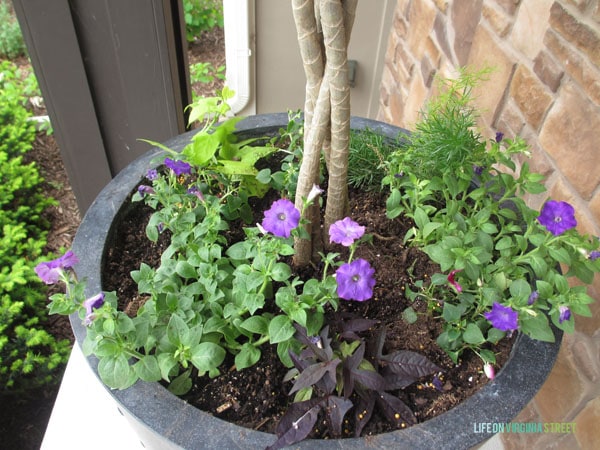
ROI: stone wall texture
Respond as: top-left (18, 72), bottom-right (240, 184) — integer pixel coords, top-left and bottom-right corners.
top-left (378, 1), bottom-right (600, 449)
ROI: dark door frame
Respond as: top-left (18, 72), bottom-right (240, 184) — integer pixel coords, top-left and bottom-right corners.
top-left (13, 0), bottom-right (190, 213)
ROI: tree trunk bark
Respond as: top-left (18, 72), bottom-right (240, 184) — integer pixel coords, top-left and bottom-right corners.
top-left (291, 0), bottom-right (357, 267)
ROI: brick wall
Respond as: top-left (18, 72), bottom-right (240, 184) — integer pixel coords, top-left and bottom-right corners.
top-left (378, 1), bottom-right (600, 448)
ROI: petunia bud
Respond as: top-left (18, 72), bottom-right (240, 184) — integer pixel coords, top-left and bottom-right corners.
top-left (306, 184), bottom-right (324, 204)
top-left (484, 363), bottom-right (495, 380)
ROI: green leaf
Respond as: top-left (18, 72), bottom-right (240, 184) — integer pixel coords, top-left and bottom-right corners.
top-left (548, 247), bottom-right (571, 265)
top-left (235, 343), bottom-right (261, 370)
top-left (271, 262), bottom-right (292, 282)
top-left (167, 314), bottom-right (189, 347)
top-left (239, 315), bottom-right (270, 335)
top-left (102, 318), bottom-right (116, 335)
top-left (133, 355), bottom-right (162, 382)
top-left (94, 339), bottom-right (121, 357)
top-left (413, 207), bottom-right (429, 230)
top-left (423, 222), bottom-right (443, 239)
top-left (442, 303), bottom-right (465, 323)
top-left (463, 323), bottom-right (486, 345)
top-left (98, 354), bottom-right (137, 390)
top-left (536, 279), bottom-right (554, 298)
top-left (227, 241), bottom-right (252, 260)
top-left (479, 349), bottom-right (496, 365)
top-left (269, 315), bottom-right (295, 344)
top-left (236, 145), bottom-right (276, 167)
top-left (216, 159), bottom-right (257, 176)
top-left (402, 307), bottom-right (418, 324)
top-left (509, 279), bottom-right (531, 299)
top-left (157, 353), bottom-right (178, 380)
top-left (241, 292), bottom-right (265, 315)
top-left (520, 312), bottom-right (555, 342)
top-left (277, 340), bottom-right (297, 367)
top-left (486, 327), bottom-right (505, 344)
top-left (495, 236), bottom-right (513, 251)
top-left (184, 132), bottom-right (220, 166)
top-left (424, 244), bottom-right (454, 270)
top-left (186, 97), bottom-right (221, 124)
top-left (190, 342), bottom-right (226, 375)
top-left (168, 369), bottom-right (192, 395)
top-left (176, 261), bottom-right (197, 279)
top-left (529, 255), bottom-right (548, 279)
top-left (256, 168), bottom-right (272, 184)
top-left (480, 222), bottom-right (498, 234)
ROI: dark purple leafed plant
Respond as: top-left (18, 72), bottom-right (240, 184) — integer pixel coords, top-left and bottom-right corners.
top-left (267, 319), bottom-right (441, 450)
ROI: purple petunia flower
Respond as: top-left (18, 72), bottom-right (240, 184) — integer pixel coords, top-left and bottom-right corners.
top-left (447, 269), bottom-right (462, 293)
top-left (537, 200), bottom-right (577, 236)
top-left (187, 186), bottom-right (205, 202)
top-left (473, 165), bottom-right (484, 176)
top-left (335, 258), bottom-right (376, 302)
top-left (164, 157), bottom-right (192, 176)
top-left (528, 291), bottom-right (539, 305)
top-left (484, 302), bottom-right (519, 332)
top-left (35, 251), bottom-right (79, 285)
top-left (495, 131), bottom-right (504, 143)
top-left (589, 251), bottom-right (600, 261)
top-left (558, 305), bottom-right (571, 324)
top-left (261, 199), bottom-right (300, 238)
top-left (138, 185), bottom-right (155, 197)
top-left (146, 168), bottom-right (159, 181)
top-left (83, 293), bottom-right (105, 326)
top-left (329, 217), bottom-right (365, 247)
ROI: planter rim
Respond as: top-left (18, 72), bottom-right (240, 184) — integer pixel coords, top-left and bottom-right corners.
top-left (70, 113), bottom-right (562, 450)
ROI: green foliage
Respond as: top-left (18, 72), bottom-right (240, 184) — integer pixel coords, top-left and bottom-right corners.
top-left (0, 61), bottom-right (70, 393)
top-left (348, 128), bottom-right (398, 192)
top-left (183, 0), bottom-right (224, 41)
top-left (387, 68), bottom-right (491, 180)
top-left (190, 61), bottom-right (225, 85)
top-left (44, 94), bottom-right (378, 392)
top-left (0, 2), bottom-right (26, 59)
top-left (384, 71), bottom-right (600, 366)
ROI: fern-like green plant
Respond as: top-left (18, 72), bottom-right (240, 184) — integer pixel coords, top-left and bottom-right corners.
top-left (388, 68), bottom-right (492, 180)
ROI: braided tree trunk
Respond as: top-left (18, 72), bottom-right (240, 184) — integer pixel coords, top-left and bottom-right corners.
top-left (292, 0), bottom-right (357, 267)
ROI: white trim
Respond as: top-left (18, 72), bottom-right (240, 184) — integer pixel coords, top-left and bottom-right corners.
top-left (223, 0), bottom-right (252, 114)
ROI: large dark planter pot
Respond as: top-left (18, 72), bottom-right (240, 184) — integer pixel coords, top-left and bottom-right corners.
top-left (71, 113), bottom-right (562, 450)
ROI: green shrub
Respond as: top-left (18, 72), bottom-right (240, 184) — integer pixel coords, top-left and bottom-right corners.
top-left (183, 0), bottom-right (224, 41)
top-left (0, 60), bottom-right (70, 394)
top-left (0, 1), bottom-right (26, 59)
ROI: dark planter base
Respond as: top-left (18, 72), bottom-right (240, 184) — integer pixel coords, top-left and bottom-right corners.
top-left (71, 114), bottom-right (562, 449)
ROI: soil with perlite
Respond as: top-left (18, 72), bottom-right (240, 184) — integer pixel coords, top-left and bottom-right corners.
top-left (104, 181), bottom-right (515, 440)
